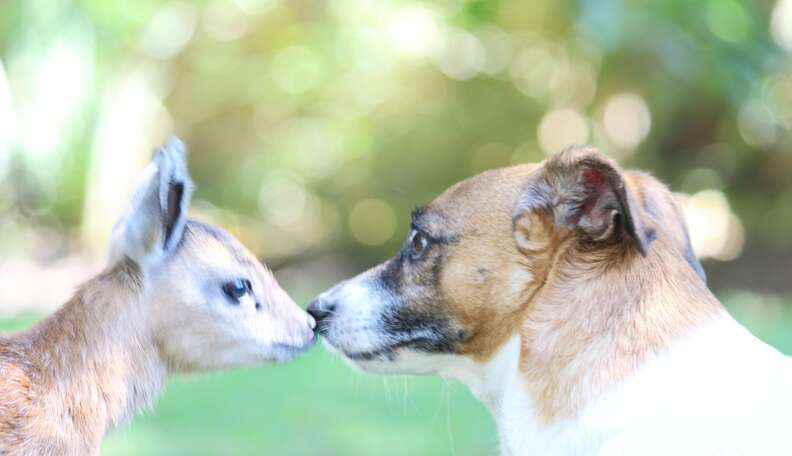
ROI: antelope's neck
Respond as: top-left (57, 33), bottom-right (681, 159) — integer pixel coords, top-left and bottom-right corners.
top-left (27, 260), bottom-right (166, 448)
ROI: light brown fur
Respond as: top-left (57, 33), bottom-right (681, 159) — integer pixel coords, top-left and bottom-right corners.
top-left (0, 259), bottom-right (160, 455)
top-left (0, 218), bottom-right (311, 455)
top-left (0, 140), bottom-right (315, 455)
top-left (313, 146), bottom-right (780, 454)
top-left (403, 148), bottom-right (721, 423)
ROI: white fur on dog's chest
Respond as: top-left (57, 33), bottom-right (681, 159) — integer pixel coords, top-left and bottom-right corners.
top-left (449, 316), bottom-right (792, 456)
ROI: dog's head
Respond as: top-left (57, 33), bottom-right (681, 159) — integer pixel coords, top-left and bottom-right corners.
top-left (310, 146), bottom-right (705, 375)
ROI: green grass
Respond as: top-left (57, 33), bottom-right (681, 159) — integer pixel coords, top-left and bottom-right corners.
top-left (0, 314), bottom-right (496, 456)
top-left (1, 292), bottom-right (790, 456)
top-left (101, 348), bottom-right (496, 456)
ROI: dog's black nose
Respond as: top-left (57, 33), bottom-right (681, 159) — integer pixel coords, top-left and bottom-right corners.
top-left (307, 297), bottom-right (336, 323)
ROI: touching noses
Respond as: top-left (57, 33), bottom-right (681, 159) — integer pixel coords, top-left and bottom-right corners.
top-left (307, 295), bottom-right (336, 327)
top-left (269, 283), bottom-right (317, 339)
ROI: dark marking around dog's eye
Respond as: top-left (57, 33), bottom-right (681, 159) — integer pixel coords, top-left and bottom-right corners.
top-left (379, 252), bottom-right (405, 292)
top-left (409, 229), bottom-right (430, 260)
top-left (411, 205), bottom-right (428, 222)
top-left (409, 205), bottom-right (458, 246)
top-left (372, 237), bottom-right (465, 357)
top-left (368, 208), bottom-right (466, 358)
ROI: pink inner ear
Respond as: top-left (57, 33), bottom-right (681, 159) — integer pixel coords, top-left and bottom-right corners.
top-left (582, 167), bottom-right (606, 189)
top-left (562, 166), bottom-right (613, 230)
top-left (579, 167), bottom-right (608, 218)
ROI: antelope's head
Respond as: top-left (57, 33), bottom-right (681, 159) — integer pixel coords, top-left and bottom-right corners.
top-left (109, 138), bottom-right (315, 370)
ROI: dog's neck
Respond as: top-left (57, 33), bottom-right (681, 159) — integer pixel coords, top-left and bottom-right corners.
top-left (24, 260), bottom-right (166, 449)
top-left (519, 243), bottom-right (722, 423)
top-left (438, 335), bottom-right (535, 456)
top-left (445, 244), bottom-right (723, 453)
top-left (440, 334), bottom-right (521, 410)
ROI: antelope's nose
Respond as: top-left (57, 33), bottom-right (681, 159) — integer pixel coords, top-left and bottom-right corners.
top-left (307, 296), bottom-right (336, 324)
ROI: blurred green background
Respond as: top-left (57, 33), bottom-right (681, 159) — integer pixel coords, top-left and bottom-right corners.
top-left (1, 0), bottom-right (792, 454)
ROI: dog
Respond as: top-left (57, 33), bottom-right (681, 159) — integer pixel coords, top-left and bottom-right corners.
top-left (309, 146), bottom-right (792, 455)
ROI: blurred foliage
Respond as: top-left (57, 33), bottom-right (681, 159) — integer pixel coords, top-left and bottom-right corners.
top-left (2, 1), bottom-right (792, 454)
top-left (0, 0), bottom-right (791, 265)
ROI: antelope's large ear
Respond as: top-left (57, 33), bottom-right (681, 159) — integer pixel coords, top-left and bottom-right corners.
top-left (519, 147), bottom-right (654, 257)
top-left (108, 137), bottom-right (194, 267)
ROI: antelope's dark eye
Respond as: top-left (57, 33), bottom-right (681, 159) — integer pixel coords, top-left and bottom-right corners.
top-left (409, 229), bottom-right (429, 259)
top-left (222, 278), bottom-right (251, 303)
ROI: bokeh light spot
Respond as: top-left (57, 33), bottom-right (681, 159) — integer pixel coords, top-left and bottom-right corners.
top-left (435, 29), bottom-right (486, 80)
top-left (386, 5), bottom-right (441, 58)
top-left (15, 20), bottom-right (95, 172)
top-left (511, 46), bottom-right (564, 100)
top-left (202, 0), bottom-right (249, 41)
top-left (738, 100), bottom-right (778, 148)
top-left (258, 174), bottom-right (308, 229)
top-left (537, 108), bottom-right (589, 155)
top-left (602, 92), bottom-right (651, 150)
top-left (476, 26), bottom-right (512, 75)
top-left (139, 1), bottom-right (197, 60)
top-left (283, 118), bottom-right (344, 180)
top-left (680, 190), bottom-right (745, 261)
top-left (771, 0), bottom-right (792, 53)
top-left (232, 0), bottom-right (278, 16)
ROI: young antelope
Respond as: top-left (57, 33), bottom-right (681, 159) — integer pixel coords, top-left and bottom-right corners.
top-left (0, 139), bottom-right (316, 455)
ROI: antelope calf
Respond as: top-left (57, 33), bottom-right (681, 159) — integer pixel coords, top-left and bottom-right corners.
top-left (310, 146), bottom-right (792, 455)
top-left (0, 139), bottom-right (316, 455)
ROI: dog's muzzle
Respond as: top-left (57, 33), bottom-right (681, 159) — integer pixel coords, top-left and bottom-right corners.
top-left (307, 296), bottom-right (336, 334)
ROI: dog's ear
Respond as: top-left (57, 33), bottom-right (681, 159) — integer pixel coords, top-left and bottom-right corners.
top-left (518, 147), bottom-right (654, 257)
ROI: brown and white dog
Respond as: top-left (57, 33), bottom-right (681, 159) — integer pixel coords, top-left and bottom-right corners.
top-left (309, 146), bottom-right (792, 455)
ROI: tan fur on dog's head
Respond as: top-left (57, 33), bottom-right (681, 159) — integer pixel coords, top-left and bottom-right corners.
top-left (511, 147), bottom-right (719, 422)
top-left (311, 146), bottom-right (718, 422)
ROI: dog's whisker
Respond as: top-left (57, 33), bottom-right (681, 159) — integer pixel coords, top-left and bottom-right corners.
top-left (445, 383), bottom-right (457, 456)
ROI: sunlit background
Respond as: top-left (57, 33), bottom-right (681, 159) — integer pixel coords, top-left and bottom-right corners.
top-left (1, 0), bottom-right (791, 454)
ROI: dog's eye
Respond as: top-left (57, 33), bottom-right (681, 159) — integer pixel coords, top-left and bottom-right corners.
top-left (409, 229), bottom-right (429, 259)
top-left (222, 278), bottom-right (251, 303)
